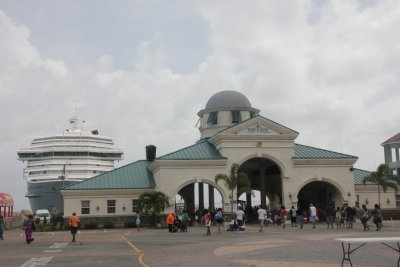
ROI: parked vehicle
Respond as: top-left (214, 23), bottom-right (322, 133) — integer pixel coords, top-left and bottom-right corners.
top-left (35, 209), bottom-right (51, 224)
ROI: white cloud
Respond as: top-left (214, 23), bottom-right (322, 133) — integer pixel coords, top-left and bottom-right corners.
top-left (195, 1), bottom-right (400, 167)
top-left (1, 1), bottom-right (400, 210)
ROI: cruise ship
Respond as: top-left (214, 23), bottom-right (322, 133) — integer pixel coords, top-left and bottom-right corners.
top-left (17, 116), bottom-right (123, 212)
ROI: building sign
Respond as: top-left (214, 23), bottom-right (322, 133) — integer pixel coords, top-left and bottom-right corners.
top-left (247, 125), bottom-right (268, 134)
top-left (223, 203), bottom-right (232, 212)
top-left (285, 202), bottom-right (297, 210)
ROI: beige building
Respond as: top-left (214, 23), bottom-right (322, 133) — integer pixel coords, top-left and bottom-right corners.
top-left (62, 90), bottom-right (397, 220)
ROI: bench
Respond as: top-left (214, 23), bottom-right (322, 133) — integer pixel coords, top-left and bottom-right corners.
top-left (335, 237), bottom-right (400, 267)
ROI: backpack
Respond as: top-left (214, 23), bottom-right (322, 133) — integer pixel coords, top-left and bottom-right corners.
top-left (215, 213), bottom-right (223, 220)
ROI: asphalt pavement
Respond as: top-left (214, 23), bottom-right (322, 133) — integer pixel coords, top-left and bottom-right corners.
top-left (1, 220), bottom-right (400, 267)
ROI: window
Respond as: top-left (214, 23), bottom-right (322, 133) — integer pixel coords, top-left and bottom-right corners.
top-left (250, 111), bottom-right (256, 118)
top-left (81, 200), bottom-right (90, 214)
top-left (355, 195), bottom-right (360, 208)
top-left (107, 200), bottom-right (116, 213)
top-left (132, 199), bottom-right (140, 212)
top-left (207, 112), bottom-right (218, 124)
top-left (396, 195), bottom-right (400, 208)
top-left (231, 110), bottom-right (242, 123)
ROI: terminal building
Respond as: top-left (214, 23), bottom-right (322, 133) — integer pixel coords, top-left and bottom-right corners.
top-left (382, 133), bottom-right (400, 175)
top-left (61, 90), bottom-right (398, 221)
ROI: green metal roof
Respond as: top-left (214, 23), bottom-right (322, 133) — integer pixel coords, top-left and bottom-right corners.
top-left (294, 144), bottom-right (358, 159)
top-left (353, 168), bottom-right (372, 185)
top-left (158, 140), bottom-right (226, 160)
top-left (63, 160), bottom-right (155, 190)
top-left (63, 140), bottom-right (367, 191)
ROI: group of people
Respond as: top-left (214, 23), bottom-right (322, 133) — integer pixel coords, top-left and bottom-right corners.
top-left (166, 210), bottom-right (190, 233)
top-left (318, 203), bottom-right (383, 231)
top-left (169, 202), bottom-right (385, 235)
top-left (18, 212), bottom-right (80, 244)
top-left (203, 209), bottom-right (225, 235)
top-left (166, 208), bottom-right (225, 235)
top-left (356, 204), bottom-right (383, 231)
top-left (252, 204), bottom-right (312, 231)
top-left (11, 202), bottom-right (386, 244)
top-left (249, 202), bottom-right (386, 232)
top-left (320, 203), bottom-right (383, 231)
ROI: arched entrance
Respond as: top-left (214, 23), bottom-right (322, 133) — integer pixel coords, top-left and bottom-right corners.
top-left (176, 182), bottom-right (224, 220)
top-left (297, 181), bottom-right (342, 212)
top-left (239, 157), bottom-right (282, 209)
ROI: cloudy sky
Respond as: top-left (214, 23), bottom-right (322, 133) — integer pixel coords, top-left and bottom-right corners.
top-left (1, 0), bottom-right (399, 210)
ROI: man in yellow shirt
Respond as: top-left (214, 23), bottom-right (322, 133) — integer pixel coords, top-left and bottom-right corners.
top-left (69, 212), bottom-right (80, 242)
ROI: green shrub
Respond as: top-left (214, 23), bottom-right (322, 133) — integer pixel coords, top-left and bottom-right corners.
top-left (50, 210), bottom-right (64, 226)
top-left (124, 222), bottom-right (135, 228)
top-left (382, 210), bottom-right (400, 220)
top-left (34, 223), bottom-right (56, 232)
top-left (35, 223), bottom-right (46, 232)
top-left (46, 224), bottom-right (56, 231)
top-left (103, 222), bottom-right (115, 229)
top-left (84, 222), bottom-right (98, 229)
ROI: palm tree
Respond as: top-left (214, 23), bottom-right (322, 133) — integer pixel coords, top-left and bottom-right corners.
top-left (139, 191), bottom-right (170, 227)
top-left (215, 163), bottom-right (252, 217)
top-left (363, 163), bottom-right (399, 207)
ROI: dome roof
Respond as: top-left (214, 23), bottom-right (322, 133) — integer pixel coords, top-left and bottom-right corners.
top-left (205, 90), bottom-right (252, 110)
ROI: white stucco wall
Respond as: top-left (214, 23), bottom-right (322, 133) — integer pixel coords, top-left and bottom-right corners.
top-left (150, 160), bottom-right (230, 212)
top-left (355, 185), bottom-right (397, 210)
top-left (62, 189), bottom-right (148, 217)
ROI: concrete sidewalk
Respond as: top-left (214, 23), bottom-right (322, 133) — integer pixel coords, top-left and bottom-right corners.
top-left (1, 220), bottom-right (400, 267)
top-left (140, 221), bottom-right (400, 267)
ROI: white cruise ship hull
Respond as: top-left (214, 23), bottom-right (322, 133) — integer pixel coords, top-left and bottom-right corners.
top-left (17, 116), bottom-right (123, 213)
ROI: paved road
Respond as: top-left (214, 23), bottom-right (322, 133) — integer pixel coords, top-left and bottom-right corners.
top-left (1, 221), bottom-right (400, 267)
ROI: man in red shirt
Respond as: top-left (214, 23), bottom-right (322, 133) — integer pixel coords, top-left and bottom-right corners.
top-left (69, 212), bottom-right (80, 242)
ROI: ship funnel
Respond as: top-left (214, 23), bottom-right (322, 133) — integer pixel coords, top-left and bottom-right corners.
top-left (146, 145), bottom-right (156, 161)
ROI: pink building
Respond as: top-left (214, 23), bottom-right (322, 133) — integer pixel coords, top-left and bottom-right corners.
top-left (0, 192), bottom-right (14, 229)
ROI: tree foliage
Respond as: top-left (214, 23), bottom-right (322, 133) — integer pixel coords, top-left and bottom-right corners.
top-left (363, 163), bottom-right (399, 206)
top-left (215, 163), bottom-right (252, 216)
top-left (139, 191), bottom-right (170, 226)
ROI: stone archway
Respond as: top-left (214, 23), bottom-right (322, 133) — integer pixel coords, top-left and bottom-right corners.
top-left (175, 182), bottom-right (225, 215)
top-left (239, 157), bottom-right (282, 209)
top-left (297, 181), bottom-right (343, 212)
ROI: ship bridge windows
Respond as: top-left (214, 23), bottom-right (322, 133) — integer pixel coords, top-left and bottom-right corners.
top-left (20, 151), bottom-right (122, 158)
top-left (28, 171), bottom-right (48, 175)
top-left (17, 153), bottom-right (37, 158)
top-left (34, 136), bottom-right (113, 143)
